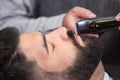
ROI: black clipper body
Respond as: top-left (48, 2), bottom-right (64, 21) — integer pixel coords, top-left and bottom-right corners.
top-left (76, 17), bottom-right (120, 34)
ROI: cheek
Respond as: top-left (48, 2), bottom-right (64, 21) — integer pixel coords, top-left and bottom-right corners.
top-left (56, 47), bottom-right (77, 65)
top-left (45, 46), bottom-right (77, 72)
top-left (33, 47), bottom-right (50, 65)
top-left (55, 44), bottom-right (77, 61)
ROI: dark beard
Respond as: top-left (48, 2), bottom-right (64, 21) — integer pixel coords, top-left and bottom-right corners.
top-left (66, 31), bottom-right (104, 80)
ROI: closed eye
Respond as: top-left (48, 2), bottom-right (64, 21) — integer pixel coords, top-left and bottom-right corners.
top-left (42, 34), bottom-right (49, 53)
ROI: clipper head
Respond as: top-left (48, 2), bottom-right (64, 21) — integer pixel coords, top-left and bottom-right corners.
top-left (75, 20), bottom-right (91, 34)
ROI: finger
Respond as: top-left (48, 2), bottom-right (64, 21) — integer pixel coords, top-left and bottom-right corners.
top-left (115, 13), bottom-right (120, 21)
top-left (63, 15), bottom-right (76, 32)
top-left (70, 7), bottom-right (96, 19)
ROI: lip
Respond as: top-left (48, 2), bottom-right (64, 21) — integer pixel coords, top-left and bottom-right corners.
top-left (74, 33), bottom-right (99, 47)
top-left (74, 34), bottom-right (86, 47)
top-left (84, 33), bottom-right (99, 38)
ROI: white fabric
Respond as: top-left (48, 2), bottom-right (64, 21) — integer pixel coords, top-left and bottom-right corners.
top-left (103, 72), bottom-right (113, 80)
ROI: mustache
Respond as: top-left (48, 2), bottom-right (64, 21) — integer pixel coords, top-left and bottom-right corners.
top-left (67, 31), bottom-right (75, 39)
top-left (67, 31), bottom-right (80, 47)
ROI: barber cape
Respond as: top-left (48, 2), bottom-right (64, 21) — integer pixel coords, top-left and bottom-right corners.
top-left (103, 72), bottom-right (113, 80)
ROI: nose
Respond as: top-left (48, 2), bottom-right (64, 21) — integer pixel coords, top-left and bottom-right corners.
top-left (46, 27), bottom-right (69, 41)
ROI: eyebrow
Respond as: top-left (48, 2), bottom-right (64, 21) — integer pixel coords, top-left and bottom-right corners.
top-left (42, 34), bottom-right (49, 53)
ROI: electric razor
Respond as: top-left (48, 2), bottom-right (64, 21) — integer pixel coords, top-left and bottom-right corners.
top-left (76, 16), bottom-right (120, 35)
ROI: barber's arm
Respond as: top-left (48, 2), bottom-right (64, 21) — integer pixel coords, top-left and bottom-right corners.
top-left (0, 0), bottom-right (64, 33)
top-left (0, 0), bottom-right (96, 34)
top-left (115, 13), bottom-right (120, 30)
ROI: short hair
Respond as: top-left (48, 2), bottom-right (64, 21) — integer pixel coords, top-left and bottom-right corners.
top-left (0, 27), bottom-right (35, 80)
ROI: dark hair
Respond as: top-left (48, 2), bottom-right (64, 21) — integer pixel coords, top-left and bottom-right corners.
top-left (0, 27), bottom-right (35, 80)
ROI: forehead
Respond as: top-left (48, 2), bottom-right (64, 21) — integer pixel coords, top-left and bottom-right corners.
top-left (19, 31), bottom-right (47, 57)
top-left (20, 31), bottom-right (44, 45)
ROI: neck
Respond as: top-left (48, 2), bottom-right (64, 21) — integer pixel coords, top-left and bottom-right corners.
top-left (90, 60), bottom-right (104, 80)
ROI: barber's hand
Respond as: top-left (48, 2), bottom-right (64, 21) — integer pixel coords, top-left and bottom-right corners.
top-left (63, 7), bottom-right (96, 32)
top-left (115, 13), bottom-right (120, 31)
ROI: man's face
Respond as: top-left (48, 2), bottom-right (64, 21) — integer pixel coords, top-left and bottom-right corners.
top-left (19, 27), bottom-right (83, 72)
top-left (19, 27), bottom-right (102, 73)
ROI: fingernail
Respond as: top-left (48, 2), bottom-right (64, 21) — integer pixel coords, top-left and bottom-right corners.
top-left (89, 13), bottom-right (96, 18)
